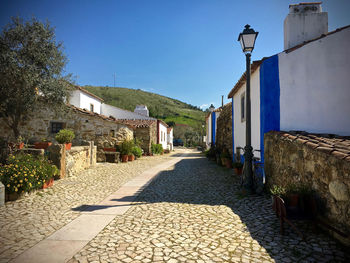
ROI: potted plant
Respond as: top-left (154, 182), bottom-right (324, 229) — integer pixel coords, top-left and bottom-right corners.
top-left (270, 185), bottom-right (286, 203)
top-left (55, 129), bottom-right (75, 150)
top-left (16, 136), bottom-right (25, 149)
top-left (286, 184), bottom-right (300, 208)
top-left (232, 162), bottom-right (243, 175)
top-left (220, 151), bottom-right (232, 168)
top-left (131, 146), bottom-right (142, 159)
top-left (34, 137), bottom-right (52, 149)
top-left (120, 140), bottom-right (133, 162)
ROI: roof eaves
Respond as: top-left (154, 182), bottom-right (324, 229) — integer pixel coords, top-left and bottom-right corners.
top-left (228, 59), bottom-right (263, 99)
top-left (75, 86), bottom-right (104, 102)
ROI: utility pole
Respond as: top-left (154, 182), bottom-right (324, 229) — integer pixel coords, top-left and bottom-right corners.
top-left (222, 95), bottom-right (224, 107)
top-left (113, 73), bottom-right (116, 87)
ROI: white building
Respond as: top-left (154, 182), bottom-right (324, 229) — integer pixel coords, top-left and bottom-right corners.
top-left (69, 87), bottom-right (175, 149)
top-left (205, 106), bottom-right (221, 149)
top-left (167, 127), bottom-right (174, 151)
top-left (70, 86), bottom-right (103, 114)
top-left (101, 104), bottom-right (155, 120)
top-left (157, 120), bottom-right (169, 150)
top-left (228, 2), bottom-right (350, 162)
top-left (134, 105), bottom-right (149, 117)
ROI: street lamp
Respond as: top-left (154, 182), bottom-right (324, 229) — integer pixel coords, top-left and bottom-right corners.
top-left (238, 24), bottom-right (258, 192)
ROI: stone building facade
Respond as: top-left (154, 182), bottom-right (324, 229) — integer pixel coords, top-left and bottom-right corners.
top-left (215, 103), bottom-right (233, 158)
top-left (0, 104), bottom-right (133, 147)
top-left (264, 131), bottom-right (350, 244)
top-left (118, 119), bottom-right (157, 154)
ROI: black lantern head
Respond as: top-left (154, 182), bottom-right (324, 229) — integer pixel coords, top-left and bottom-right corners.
top-left (238, 24), bottom-right (258, 53)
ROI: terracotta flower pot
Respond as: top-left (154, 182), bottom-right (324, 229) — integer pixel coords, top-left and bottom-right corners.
top-left (122, 155), bottom-right (128, 162)
top-left (225, 159), bottom-right (232, 168)
top-left (128, 154), bottom-right (135, 161)
top-left (65, 143), bottom-right (72, 150)
top-left (34, 142), bottom-right (52, 149)
top-left (288, 194), bottom-right (299, 207)
top-left (42, 178), bottom-right (54, 189)
top-left (103, 147), bottom-right (116, 152)
top-left (234, 167), bottom-right (243, 175)
top-left (17, 142), bottom-right (24, 149)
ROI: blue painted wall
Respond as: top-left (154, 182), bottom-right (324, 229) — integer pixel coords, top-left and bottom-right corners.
top-left (211, 112), bottom-right (216, 146)
top-left (260, 55), bottom-right (280, 162)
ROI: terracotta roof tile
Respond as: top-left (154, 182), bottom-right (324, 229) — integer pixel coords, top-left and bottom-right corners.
top-left (117, 119), bottom-right (156, 128)
top-left (67, 104), bottom-right (130, 127)
top-left (277, 131), bottom-right (350, 162)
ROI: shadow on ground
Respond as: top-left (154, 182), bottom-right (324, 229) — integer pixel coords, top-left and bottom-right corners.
top-left (73, 152), bottom-right (349, 262)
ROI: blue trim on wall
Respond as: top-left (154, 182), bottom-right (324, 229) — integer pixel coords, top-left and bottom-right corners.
top-left (231, 98), bottom-right (235, 160)
top-left (212, 112), bottom-right (216, 146)
top-left (240, 154), bottom-right (245, 164)
top-left (260, 55), bottom-right (280, 162)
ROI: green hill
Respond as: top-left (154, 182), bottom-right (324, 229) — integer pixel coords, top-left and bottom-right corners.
top-left (83, 86), bottom-right (206, 130)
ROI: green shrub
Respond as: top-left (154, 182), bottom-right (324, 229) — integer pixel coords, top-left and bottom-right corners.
top-left (131, 146), bottom-right (142, 158)
top-left (120, 140), bottom-right (134, 155)
top-left (269, 185), bottom-right (286, 196)
top-left (55, 129), bottom-right (75, 143)
top-left (151, 143), bottom-right (163, 154)
top-left (0, 154), bottom-right (59, 194)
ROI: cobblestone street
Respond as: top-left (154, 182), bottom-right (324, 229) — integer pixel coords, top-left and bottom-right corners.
top-left (1, 149), bottom-right (349, 263)
top-left (0, 152), bottom-right (178, 263)
top-left (70, 150), bottom-right (349, 263)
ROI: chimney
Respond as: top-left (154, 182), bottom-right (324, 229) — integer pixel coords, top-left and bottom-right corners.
top-left (284, 2), bottom-right (328, 50)
top-left (221, 95), bottom-right (224, 107)
top-left (134, 105), bottom-right (149, 116)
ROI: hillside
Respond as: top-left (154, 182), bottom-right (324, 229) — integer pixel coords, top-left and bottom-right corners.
top-left (83, 86), bottom-right (206, 130)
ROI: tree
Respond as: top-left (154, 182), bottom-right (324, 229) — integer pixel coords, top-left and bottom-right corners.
top-left (0, 17), bottom-right (72, 138)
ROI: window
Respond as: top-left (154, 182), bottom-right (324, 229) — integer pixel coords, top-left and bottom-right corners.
top-left (51, 122), bottom-right (64, 133)
top-left (90, 103), bottom-right (94, 112)
top-left (109, 130), bottom-right (115, 137)
top-left (241, 93), bottom-right (245, 122)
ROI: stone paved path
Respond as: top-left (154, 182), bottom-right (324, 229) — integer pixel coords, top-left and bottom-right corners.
top-left (0, 151), bottom-right (180, 263)
top-left (70, 150), bottom-right (349, 263)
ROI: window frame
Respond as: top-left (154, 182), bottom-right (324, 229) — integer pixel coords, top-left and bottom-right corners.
top-left (50, 122), bottom-right (65, 134)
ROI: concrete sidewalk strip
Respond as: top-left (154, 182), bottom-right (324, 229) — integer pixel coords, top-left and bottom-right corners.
top-left (47, 214), bottom-right (115, 241)
top-left (10, 153), bottom-right (186, 263)
top-left (10, 240), bottom-right (88, 263)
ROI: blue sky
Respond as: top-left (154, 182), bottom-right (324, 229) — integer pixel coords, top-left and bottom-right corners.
top-left (1, 0), bottom-right (349, 110)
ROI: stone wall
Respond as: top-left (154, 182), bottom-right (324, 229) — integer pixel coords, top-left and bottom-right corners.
top-left (264, 131), bottom-right (350, 243)
top-left (216, 103), bottom-right (233, 157)
top-left (135, 122), bottom-right (157, 154)
top-left (66, 143), bottom-right (97, 177)
top-left (0, 104), bottom-right (133, 147)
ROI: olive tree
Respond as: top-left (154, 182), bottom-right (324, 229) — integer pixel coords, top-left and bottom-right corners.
top-left (0, 17), bottom-right (72, 138)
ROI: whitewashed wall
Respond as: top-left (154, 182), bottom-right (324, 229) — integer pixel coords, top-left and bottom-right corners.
top-left (101, 104), bottom-right (154, 120)
top-left (206, 115), bottom-right (212, 148)
top-left (158, 123), bottom-right (168, 149)
top-left (167, 128), bottom-right (173, 150)
top-left (79, 92), bottom-right (102, 114)
top-left (69, 90), bottom-right (80, 107)
top-left (233, 68), bottom-right (261, 159)
top-left (279, 27), bottom-right (350, 135)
